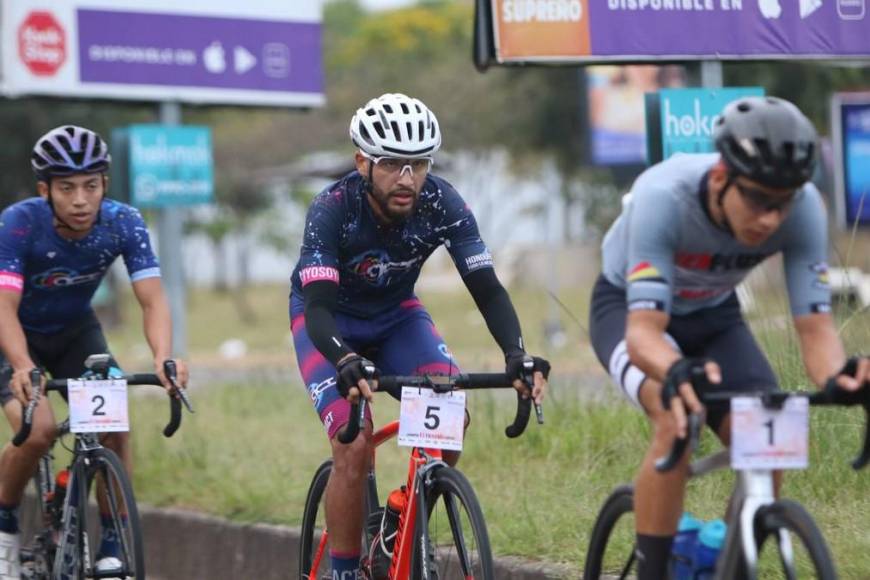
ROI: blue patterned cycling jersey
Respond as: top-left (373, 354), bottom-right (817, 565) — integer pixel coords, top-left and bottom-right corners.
top-left (601, 153), bottom-right (831, 317)
top-left (0, 197), bottom-right (160, 333)
top-left (290, 171), bottom-right (493, 318)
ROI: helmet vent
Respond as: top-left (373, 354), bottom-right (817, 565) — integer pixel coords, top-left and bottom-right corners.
top-left (390, 121), bottom-right (401, 141)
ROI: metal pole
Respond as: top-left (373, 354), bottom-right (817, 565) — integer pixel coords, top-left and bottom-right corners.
top-left (700, 60), bottom-right (724, 89)
top-left (157, 101), bottom-right (187, 356)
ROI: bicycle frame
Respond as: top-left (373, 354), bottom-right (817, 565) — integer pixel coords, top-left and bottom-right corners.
top-left (688, 451), bottom-right (797, 579)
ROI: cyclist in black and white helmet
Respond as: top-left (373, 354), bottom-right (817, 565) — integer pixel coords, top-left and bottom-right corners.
top-left (289, 93), bottom-right (550, 579)
top-left (586, 95), bottom-right (870, 580)
top-left (0, 126), bottom-right (189, 579)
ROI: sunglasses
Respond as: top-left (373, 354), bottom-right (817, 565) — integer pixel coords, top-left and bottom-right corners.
top-left (734, 181), bottom-right (796, 214)
top-left (360, 152), bottom-right (433, 177)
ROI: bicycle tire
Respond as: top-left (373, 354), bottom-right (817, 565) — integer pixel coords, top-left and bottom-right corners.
top-left (414, 466), bottom-right (494, 580)
top-left (74, 447), bottom-right (145, 580)
top-left (583, 485), bottom-right (636, 580)
top-left (299, 459), bottom-right (333, 580)
top-left (752, 498), bottom-right (837, 580)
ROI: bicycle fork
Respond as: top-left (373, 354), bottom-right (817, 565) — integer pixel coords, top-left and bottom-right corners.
top-left (717, 469), bottom-right (795, 580)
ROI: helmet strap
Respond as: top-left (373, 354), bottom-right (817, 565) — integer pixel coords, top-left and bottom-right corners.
top-left (715, 175), bottom-right (736, 237)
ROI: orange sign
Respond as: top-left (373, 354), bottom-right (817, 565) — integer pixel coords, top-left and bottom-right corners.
top-left (492, 0), bottom-right (590, 60)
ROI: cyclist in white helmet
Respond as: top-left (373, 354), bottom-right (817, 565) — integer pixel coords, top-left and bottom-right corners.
top-left (0, 125), bottom-right (189, 579)
top-left (290, 93), bottom-right (550, 579)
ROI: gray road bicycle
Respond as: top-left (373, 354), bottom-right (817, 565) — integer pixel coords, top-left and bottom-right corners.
top-left (13, 354), bottom-right (192, 579)
top-left (583, 380), bottom-right (869, 580)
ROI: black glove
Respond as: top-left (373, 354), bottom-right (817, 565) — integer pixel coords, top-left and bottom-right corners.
top-left (335, 355), bottom-right (378, 399)
top-left (825, 356), bottom-right (870, 407)
top-left (505, 352), bottom-right (551, 387)
top-left (662, 357), bottom-right (712, 410)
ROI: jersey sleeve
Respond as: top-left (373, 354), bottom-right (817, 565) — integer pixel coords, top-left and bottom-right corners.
top-left (437, 183), bottom-right (493, 278)
top-left (781, 185), bottom-right (831, 317)
top-left (297, 190), bottom-right (344, 287)
top-left (119, 207), bottom-right (161, 282)
top-left (624, 181), bottom-right (681, 313)
top-left (0, 204), bottom-right (33, 293)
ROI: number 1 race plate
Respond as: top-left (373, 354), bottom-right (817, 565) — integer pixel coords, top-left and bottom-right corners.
top-left (68, 379), bottom-right (130, 433)
top-left (398, 387), bottom-right (466, 451)
top-left (730, 396), bottom-right (809, 470)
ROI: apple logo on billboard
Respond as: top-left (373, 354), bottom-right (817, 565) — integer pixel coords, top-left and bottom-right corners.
top-left (758, 0), bottom-right (783, 18)
top-left (203, 41), bottom-right (226, 74)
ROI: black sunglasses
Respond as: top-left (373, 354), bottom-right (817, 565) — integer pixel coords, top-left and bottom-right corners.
top-left (733, 181), bottom-right (797, 213)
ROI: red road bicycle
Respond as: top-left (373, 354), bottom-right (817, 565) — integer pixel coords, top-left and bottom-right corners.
top-left (299, 372), bottom-right (540, 580)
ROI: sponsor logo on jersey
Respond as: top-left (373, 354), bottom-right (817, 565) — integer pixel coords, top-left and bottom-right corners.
top-left (628, 299), bottom-right (664, 311)
top-left (307, 377), bottom-right (336, 408)
top-left (809, 262), bottom-right (830, 289)
top-left (464, 249), bottom-right (493, 272)
top-left (31, 267), bottom-right (102, 289)
top-left (627, 262), bottom-right (663, 283)
top-left (811, 302), bottom-right (832, 314)
top-left (675, 252), bottom-right (766, 272)
top-left (348, 250), bottom-right (421, 287)
top-left (299, 265), bottom-right (339, 286)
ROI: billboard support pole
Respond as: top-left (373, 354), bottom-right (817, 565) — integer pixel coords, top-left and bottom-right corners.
top-left (701, 60), bottom-right (723, 89)
top-left (156, 101), bottom-right (188, 357)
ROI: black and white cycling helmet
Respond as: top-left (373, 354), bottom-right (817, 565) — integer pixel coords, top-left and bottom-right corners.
top-left (713, 96), bottom-right (817, 189)
top-left (350, 93), bottom-right (441, 157)
top-left (31, 125), bottom-right (111, 181)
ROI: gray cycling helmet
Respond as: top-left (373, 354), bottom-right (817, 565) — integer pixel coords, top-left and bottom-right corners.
top-left (713, 96), bottom-right (817, 189)
top-left (31, 125), bottom-right (111, 181)
top-left (350, 93), bottom-right (441, 157)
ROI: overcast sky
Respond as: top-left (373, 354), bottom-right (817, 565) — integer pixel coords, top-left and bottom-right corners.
top-left (359, 0), bottom-right (416, 11)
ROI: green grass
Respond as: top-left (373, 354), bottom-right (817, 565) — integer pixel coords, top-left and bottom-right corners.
top-left (3, 283), bottom-right (869, 577)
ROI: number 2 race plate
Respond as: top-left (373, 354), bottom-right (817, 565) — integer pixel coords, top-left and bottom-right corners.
top-left (68, 379), bottom-right (130, 433)
top-left (730, 396), bottom-right (809, 470)
top-left (398, 387), bottom-right (466, 451)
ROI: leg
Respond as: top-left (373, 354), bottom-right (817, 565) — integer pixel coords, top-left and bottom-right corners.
top-left (377, 299), bottom-right (463, 465)
top-left (0, 398), bottom-right (58, 509)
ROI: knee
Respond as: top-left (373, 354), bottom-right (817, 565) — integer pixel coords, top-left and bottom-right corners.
top-left (650, 412), bottom-right (681, 447)
top-left (19, 421), bottom-right (56, 456)
top-left (100, 431), bottom-right (129, 450)
top-left (331, 432), bottom-right (372, 483)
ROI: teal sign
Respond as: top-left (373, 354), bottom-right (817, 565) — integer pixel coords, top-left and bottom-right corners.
top-left (657, 87), bottom-right (764, 160)
top-left (128, 125), bottom-right (213, 207)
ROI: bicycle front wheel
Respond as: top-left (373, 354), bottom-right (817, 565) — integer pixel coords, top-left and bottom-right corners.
top-left (416, 466), bottom-right (494, 580)
top-left (752, 499), bottom-right (837, 579)
top-left (583, 485), bottom-right (636, 580)
top-left (81, 447), bottom-right (144, 579)
top-left (299, 459), bottom-right (333, 580)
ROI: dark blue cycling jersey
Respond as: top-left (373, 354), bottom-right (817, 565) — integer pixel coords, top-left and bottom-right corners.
top-left (0, 197), bottom-right (160, 333)
top-left (290, 171), bottom-right (493, 318)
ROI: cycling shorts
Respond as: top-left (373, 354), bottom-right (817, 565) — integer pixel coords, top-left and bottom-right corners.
top-left (0, 312), bottom-right (119, 407)
top-left (290, 295), bottom-right (460, 440)
top-left (588, 274), bottom-right (777, 432)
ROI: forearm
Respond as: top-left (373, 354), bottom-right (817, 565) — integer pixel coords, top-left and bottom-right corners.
top-left (0, 299), bottom-right (34, 369)
top-left (626, 312), bottom-right (679, 383)
top-left (141, 300), bottom-right (173, 361)
top-left (303, 281), bottom-right (352, 366)
top-left (463, 269), bottom-right (524, 356)
top-left (795, 314), bottom-right (845, 387)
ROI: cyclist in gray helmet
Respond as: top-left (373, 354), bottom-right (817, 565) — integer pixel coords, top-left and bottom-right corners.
top-left (0, 125), bottom-right (189, 579)
top-left (587, 95), bottom-right (869, 580)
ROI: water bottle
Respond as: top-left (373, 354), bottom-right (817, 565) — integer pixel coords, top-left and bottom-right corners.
top-left (670, 512), bottom-right (703, 580)
top-left (369, 487), bottom-right (406, 580)
top-left (50, 470), bottom-right (70, 512)
top-left (693, 519), bottom-right (727, 579)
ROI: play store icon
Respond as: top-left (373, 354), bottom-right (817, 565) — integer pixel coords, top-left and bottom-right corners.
top-left (800, 0), bottom-right (823, 18)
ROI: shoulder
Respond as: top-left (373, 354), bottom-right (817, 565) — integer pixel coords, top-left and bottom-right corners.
top-left (100, 199), bottom-right (148, 229)
top-left (309, 172), bottom-right (363, 213)
top-left (0, 198), bottom-right (45, 232)
top-left (420, 174), bottom-right (467, 210)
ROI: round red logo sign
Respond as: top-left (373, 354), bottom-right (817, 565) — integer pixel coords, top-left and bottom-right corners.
top-left (18, 11), bottom-right (66, 77)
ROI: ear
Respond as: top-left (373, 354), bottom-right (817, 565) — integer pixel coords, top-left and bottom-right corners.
top-left (708, 160), bottom-right (729, 190)
top-left (102, 174), bottom-right (110, 196)
top-left (354, 151), bottom-right (370, 175)
top-left (36, 181), bottom-right (50, 200)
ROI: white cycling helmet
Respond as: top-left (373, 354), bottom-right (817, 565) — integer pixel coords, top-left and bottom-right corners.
top-left (349, 93), bottom-right (441, 158)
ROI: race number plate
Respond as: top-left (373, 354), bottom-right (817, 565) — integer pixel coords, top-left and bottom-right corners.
top-left (730, 396), bottom-right (809, 470)
top-left (68, 379), bottom-right (130, 433)
top-left (398, 387), bottom-right (466, 451)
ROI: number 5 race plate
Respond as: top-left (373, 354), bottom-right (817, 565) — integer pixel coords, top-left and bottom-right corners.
top-left (68, 379), bottom-right (130, 433)
top-left (398, 387), bottom-right (466, 451)
top-left (730, 396), bottom-right (809, 470)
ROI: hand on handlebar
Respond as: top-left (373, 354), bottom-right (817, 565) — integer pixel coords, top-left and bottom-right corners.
top-left (831, 356), bottom-right (870, 395)
top-left (10, 365), bottom-right (44, 406)
top-left (661, 357), bottom-right (721, 439)
top-left (505, 353), bottom-right (550, 403)
top-left (336, 354), bottom-right (379, 403)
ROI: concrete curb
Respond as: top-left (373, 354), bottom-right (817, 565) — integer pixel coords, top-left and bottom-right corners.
top-left (140, 504), bottom-right (576, 579)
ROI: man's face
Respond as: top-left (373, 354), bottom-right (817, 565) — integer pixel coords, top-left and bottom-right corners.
top-left (355, 152), bottom-right (431, 224)
top-left (723, 175), bottom-right (797, 246)
top-left (38, 173), bottom-right (106, 232)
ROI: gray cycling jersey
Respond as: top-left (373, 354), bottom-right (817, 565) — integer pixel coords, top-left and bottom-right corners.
top-left (601, 153), bottom-right (831, 317)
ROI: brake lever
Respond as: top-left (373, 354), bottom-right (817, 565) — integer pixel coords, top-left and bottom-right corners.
top-left (163, 359), bottom-right (194, 413)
